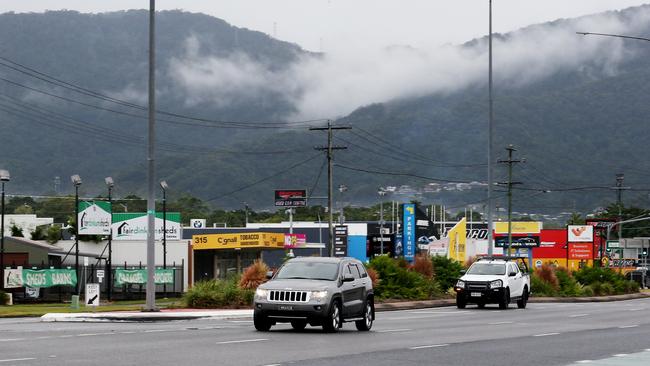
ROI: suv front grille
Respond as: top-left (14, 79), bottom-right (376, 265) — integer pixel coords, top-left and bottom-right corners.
top-left (268, 290), bottom-right (310, 303)
top-left (466, 281), bottom-right (488, 290)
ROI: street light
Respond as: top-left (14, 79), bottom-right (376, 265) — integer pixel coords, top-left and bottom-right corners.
top-left (105, 177), bottom-right (114, 301)
top-left (159, 180), bottom-right (168, 273)
top-left (1, 169), bottom-right (10, 291)
top-left (338, 184), bottom-right (347, 224)
top-left (71, 174), bottom-right (82, 295)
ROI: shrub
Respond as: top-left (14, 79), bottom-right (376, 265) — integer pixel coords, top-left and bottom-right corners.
top-left (555, 267), bottom-right (582, 297)
top-left (0, 291), bottom-right (9, 305)
top-left (412, 254), bottom-right (433, 279)
top-left (531, 274), bottom-right (557, 297)
top-left (183, 276), bottom-right (254, 308)
top-left (581, 285), bottom-right (595, 297)
top-left (535, 264), bottom-right (559, 290)
top-left (369, 256), bottom-right (437, 300)
top-left (239, 260), bottom-right (269, 290)
top-left (431, 256), bottom-right (463, 291)
top-left (599, 282), bottom-right (615, 296)
top-left (366, 267), bottom-right (380, 288)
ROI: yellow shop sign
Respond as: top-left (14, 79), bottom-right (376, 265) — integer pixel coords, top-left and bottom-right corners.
top-left (192, 232), bottom-right (285, 250)
top-left (494, 222), bottom-right (541, 234)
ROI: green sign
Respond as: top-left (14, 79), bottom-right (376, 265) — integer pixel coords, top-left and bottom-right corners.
top-left (78, 201), bottom-right (112, 235)
top-left (607, 240), bottom-right (620, 249)
top-left (22, 269), bottom-right (77, 288)
top-left (114, 269), bottom-right (174, 285)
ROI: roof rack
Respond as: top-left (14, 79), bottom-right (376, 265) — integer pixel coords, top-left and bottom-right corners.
top-left (476, 255), bottom-right (527, 261)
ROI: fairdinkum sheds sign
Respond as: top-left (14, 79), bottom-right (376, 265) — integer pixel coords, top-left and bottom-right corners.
top-left (274, 189), bottom-right (307, 207)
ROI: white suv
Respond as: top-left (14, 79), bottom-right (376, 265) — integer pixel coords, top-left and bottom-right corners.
top-left (454, 256), bottom-right (530, 309)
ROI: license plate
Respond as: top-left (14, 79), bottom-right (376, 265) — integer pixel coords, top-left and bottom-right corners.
top-left (471, 292), bottom-right (482, 297)
top-left (279, 305), bottom-right (294, 311)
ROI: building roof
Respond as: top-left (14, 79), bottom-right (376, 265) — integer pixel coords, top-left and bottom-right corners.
top-left (2, 236), bottom-right (104, 258)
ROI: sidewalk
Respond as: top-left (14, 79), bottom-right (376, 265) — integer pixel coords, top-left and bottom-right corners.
top-left (40, 292), bottom-right (650, 322)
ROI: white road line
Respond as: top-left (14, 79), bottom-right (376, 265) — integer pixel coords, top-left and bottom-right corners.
top-left (569, 314), bottom-right (589, 318)
top-left (376, 328), bottom-right (412, 333)
top-left (0, 358), bottom-right (36, 363)
top-left (120, 331), bottom-right (136, 334)
top-left (575, 360), bottom-right (593, 363)
top-left (216, 338), bottom-right (268, 345)
top-left (409, 344), bottom-right (449, 350)
top-left (143, 329), bottom-right (169, 333)
top-left (628, 308), bottom-right (644, 311)
top-left (488, 321), bottom-right (513, 325)
top-left (533, 333), bottom-right (560, 337)
top-left (618, 325), bottom-right (639, 329)
top-left (409, 311), bottom-right (469, 314)
top-left (0, 338), bottom-right (25, 342)
top-left (613, 354), bottom-right (628, 357)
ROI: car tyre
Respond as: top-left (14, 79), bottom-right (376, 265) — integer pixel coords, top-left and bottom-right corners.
top-left (322, 300), bottom-right (341, 333)
top-left (291, 320), bottom-right (307, 331)
top-left (254, 313), bottom-right (272, 332)
top-left (355, 299), bottom-right (374, 331)
top-left (499, 288), bottom-right (510, 310)
top-left (517, 287), bottom-right (529, 309)
top-left (456, 294), bottom-right (467, 309)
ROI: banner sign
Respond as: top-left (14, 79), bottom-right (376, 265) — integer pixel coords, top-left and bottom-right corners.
top-left (274, 189), bottom-right (307, 207)
top-left (494, 222), bottom-right (541, 234)
top-left (4, 268), bottom-right (24, 288)
top-left (22, 269), bottom-right (77, 288)
top-left (568, 225), bottom-right (594, 242)
top-left (403, 204), bottom-right (416, 262)
top-left (112, 212), bottom-right (181, 241)
top-left (114, 269), bottom-right (174, 285)
top-left (78, 201), bottom-right (112, 235)
top-left (568, 243), bottom-right (593, 260)
top-left (334, 225), bottom-right (348, 257)
top-left (192, 232), bottom-right (285, 250)
top-left (494, 235), bottom-right (540, 248)
top-left (284, 233), bottom-right (307, 248)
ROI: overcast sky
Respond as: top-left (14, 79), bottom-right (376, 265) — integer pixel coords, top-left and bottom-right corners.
top-left (1, 1), bottom-right (648, 51)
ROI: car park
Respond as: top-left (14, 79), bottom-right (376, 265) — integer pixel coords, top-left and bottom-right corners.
top-left (454, 256), bottom-right (530, 309)
top-left (253, 257), bottom-right (374, 332)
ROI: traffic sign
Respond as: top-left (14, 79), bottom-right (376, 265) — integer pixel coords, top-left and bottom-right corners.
top-left (96, 270), bottom-right (105, 283)
top-left (85, 283), bottom-right (100, 307)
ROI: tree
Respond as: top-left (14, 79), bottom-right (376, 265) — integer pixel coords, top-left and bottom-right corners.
top-left (14, 204), bottom-right (34, 214)
top-left (46, 225), bottom-right (62, 244)
top-left (10, 224), bottom-right (23, 237)
top-left (567, 212), bottom-right (585, 225)
top-left (30, 225), bottom-right (46, 240)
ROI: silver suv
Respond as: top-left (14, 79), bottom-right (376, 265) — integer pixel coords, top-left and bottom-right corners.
top-left (253, 257), bottom-right (374, 332)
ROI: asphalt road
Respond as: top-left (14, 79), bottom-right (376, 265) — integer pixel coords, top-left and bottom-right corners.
top-left (1, 298), bottom-right (650, 366)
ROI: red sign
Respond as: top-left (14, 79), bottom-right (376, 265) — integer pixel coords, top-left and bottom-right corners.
top-left (568, 243), bottom-right (593, 260)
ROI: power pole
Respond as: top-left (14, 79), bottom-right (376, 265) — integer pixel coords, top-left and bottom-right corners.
top-left (487, 0), bottom-right (495, 256)
top-left (497, 145), bottom-right (523, 256)
top-left (612, 173), bottom-right (630, 240)
top-left (310, 120), bottom-right (350, 257)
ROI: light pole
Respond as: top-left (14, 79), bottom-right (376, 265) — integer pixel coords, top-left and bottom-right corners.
top-left (71, 174), bottom-right (82, 295)
top-left (338, 184), bottom-right (347, 224)
top-left (105, 177), bottom-right (114, 301)
top-left (160, 180), bottom-right (168, 297)
top-left (0, 169), bottom-right (10, 291)
top-left (486, 0), bottom-right (495, 256)
top-left (378, 188), bottom-right (387, 255)
top-left (145, 0), bottom-right (157, 312)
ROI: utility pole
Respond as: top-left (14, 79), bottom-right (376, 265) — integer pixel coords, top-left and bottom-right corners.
top-left (612, 173), bottom-right (630, 241)
top-left (487, 0), bottom-right (495, 256)
top-left (310, 120), bottom-right (350, 256)
top-left (497, 145), bottom-right (523, 256)
top-left (145, 0), bottom-right (157, 311)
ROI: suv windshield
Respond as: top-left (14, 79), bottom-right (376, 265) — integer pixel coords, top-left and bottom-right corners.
top-left (275, 261), bottom-right (340, 281)
top-left (467, 263), bottom-right (506, 275)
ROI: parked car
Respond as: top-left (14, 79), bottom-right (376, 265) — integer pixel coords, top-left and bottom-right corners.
top-left (454, 256), bottom-right (530, 309)
top-left (253, 257), bottom-right (374, 332)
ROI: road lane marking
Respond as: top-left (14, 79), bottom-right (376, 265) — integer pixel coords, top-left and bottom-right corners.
top-left (488, 321), bottom-right (513, 325)
top-left (409, 344), bottom-right (449, 350)
top-left (143, 329), bottom-right (170, 333)
top-left (618, 325), bottom-right (639, 329)
top-left (569, 314), bottom-right (589, 318)
top-left (613, 354), bottom-right (628, 357)
top-left (628, 308), bottom-right (644, 311)
top-left (575, 360), bottom-right (593, 363)
top-left (533, 333), bottom-right (560, 337)
top-left (376, 328), bottom-right (412, 333)
top-left (0, 358), bottom-right (36, 363)
top-left (0, 338), bottom-right (25, 342)
top-left (216, 338), bottom-right (268, 345)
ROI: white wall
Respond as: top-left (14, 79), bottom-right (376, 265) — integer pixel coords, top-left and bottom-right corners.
top-left (2, 214), bottom-right (54, 240)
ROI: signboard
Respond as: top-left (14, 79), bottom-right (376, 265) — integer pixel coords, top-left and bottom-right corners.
top-left (403, 204), bottom-right (416, 262)
top-left (96, 269), bottom-right (105, 283)
top-left (494, 235), bottom-right (540, 248)
top-left (494, 222), bottom-right (541, 234)
top-left (190, 219), bottom-right (206, 228)
top-left (192, 232), bottom-right (285, 250)
top-left (85, 283), bottom-right (100, 306)
top-left (21, 269), bottom-right (77, 288)
top-left (114, 269), bottom-right (174, 285)
top-left (78, 201), bottom-right (112, 235)
top-left (112, 212), bottom-right (181, 241)
top-left (427, 237), bottom-right (449, 256)
top-left (607, 240), bottom-right (620, 249)
top-left (284, 233), bottom-right (307, 249)
top-left (568, 243), bottom-right (593, 260)
top-left (568, 225), bottom-right (594, 242)
top-left (3, 268), bottom-right (23, 288)
top-left (274, 189), bottom-right (307, 207)
top-left (334, 225), bottom-right (348, 257)
top-left (447, 218), bottom-right (467, 262)
top-left (393, 233), bottom-right (403, 257)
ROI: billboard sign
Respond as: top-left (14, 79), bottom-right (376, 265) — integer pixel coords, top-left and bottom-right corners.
top-left (494, 235), bottom-right (540, 248)
top-left (568, 225), bottom-right (594, 242)
top-left (112, 212), bottom-right (181, 241)
top-left (403, 204), bottom-right (416, 262)
top-left (494, 222), bottom-right (541, 234)
top-left (284, 233), bottom-right (307, 248)
top-left (568, 243), bottom-right (593, 260)
top-left (274, 189), bottom-right (307, 207)
top-left (192, 232), bottom-right (285, 250)
top-left (78, 201), bottom-right (112, 235)
top-left (334, 225), bottom-right (348, 257)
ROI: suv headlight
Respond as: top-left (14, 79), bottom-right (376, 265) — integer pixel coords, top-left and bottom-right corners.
top-left (311, 290), bottom-right (328, 302)
top-left (255, 288), bottom-right (269, 299)
top-left (455, 280), bottom-right (465, 288)
top-left (490, 280), bottom-right (503, 289)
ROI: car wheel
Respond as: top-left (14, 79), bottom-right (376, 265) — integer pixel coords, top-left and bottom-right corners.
top-left (254, 313), bottom-right (272, 331)
top-left (517, 287), bottom-right (529, 309)
top-left (322, 300), bottom-right (341, 333)
top-left (499, 288), bottom-right (510, 310)
top-left (355, 299), bottom-right (374, 331)
top-left (291, 320), bottom-right (307, 331)
top-left (456, 294), bottom-right (466, 309)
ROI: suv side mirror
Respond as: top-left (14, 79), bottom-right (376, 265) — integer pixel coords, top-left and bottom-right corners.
top-left (342, 273), bottom-right (355, 282)
top-left (266, 271), bottom-right (274, 279)
top-left (509, 271), bottom-right (517, 277)
top-left (460, 269), bottom-right (466, 275)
